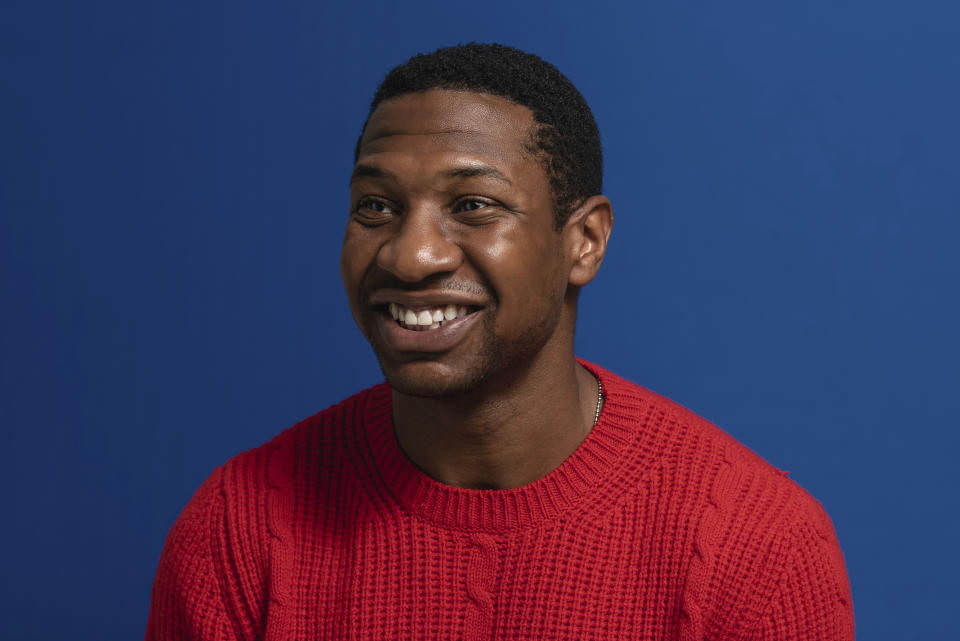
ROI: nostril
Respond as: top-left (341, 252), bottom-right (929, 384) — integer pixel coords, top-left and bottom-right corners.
top-left (377, 243), bottom-right (463, 283)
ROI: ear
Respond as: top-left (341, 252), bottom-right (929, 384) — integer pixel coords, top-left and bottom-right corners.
top-left (564, 195), bottom-right (614, 287)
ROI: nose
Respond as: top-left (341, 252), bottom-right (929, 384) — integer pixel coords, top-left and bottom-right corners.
top-left (376, 207), bottom-right (463, 283)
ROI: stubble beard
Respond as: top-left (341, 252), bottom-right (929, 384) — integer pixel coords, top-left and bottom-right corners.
top-left (369, 300), bottom-right (565, 399)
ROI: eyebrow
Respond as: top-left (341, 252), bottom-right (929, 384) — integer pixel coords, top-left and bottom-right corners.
top-left (350, 164), bottom-right (389, 183)
top-left (350, 163), bottom-right (513, 185)
top-left (443, 165), bottom-right (513, 184)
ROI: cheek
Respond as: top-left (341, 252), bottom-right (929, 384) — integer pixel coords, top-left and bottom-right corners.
top-left (340, 227), bottom-right (379, 306)
top-left (463, 227), bottom-right (565, 309)
top-left (341, 225), bottom-right (375, 272)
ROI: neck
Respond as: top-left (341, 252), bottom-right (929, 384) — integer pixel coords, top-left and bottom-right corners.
top-left (392, 352), bottom-right (599, 490)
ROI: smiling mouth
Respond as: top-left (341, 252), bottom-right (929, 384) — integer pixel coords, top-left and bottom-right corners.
top-left (385, 302), bottom-right (477, 331)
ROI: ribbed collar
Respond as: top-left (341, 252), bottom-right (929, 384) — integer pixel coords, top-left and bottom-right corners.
top-left (359, 359), bottom-right (652, 532)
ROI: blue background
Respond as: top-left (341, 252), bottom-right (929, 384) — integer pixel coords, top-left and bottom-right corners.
top-left (2, 0), bottom-right (958, 638)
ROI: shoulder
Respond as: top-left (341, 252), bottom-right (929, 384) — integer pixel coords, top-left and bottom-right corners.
top-left (589, 360), bottom-right (826, 521)
top-left (218, 382), bottom-right (390, 508)
top-left (587, 360), bottom-right (790, 493)
top-left (223, 383), bottom-right (388, 475)
top-left (153, 465), bottom-right (227, 575)
top-left (162, 382), bottom-right (389, 579)
top-left (594, 366), bottom-right (853, 638)
top-left (148, 383), bottom-right (390, 639)
top-left (623, 375), bottom-right (842, 555)
top-left (597, 361), bottom-right (843, 556)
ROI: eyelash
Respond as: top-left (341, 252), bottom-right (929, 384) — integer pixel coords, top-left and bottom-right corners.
top-left (453, 198), bottom-right (493, 212)
top-left (354, 197), bottom-right (395, 214)
top-left (350, 197), bottom-right (396, 226)
top-left (350, 196), bottom-right (502, 225)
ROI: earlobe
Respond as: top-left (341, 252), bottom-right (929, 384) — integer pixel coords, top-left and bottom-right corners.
top-left (567, 195), bottom-right (614, 287)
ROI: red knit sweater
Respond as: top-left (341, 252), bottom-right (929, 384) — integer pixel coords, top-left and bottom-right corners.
top-left (146, 361), bottom-right (853, 640)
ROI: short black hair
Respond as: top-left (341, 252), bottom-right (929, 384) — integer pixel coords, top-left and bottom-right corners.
top-left (356, 43), bottom-right (603, 228)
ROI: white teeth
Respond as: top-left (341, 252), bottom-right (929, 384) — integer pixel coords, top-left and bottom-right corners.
top-left (390, 303), bottom-right (473, 329)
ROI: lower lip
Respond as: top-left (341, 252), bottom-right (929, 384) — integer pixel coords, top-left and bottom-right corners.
top-left (375, 309), bottom-right (481, 353)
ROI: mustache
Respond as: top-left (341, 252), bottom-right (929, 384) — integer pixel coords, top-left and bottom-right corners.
top-left (362, 273), bottom-right (491, 297)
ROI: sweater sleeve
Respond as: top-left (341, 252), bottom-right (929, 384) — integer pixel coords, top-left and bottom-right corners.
top-left (753, 512), bottom-right (855, 641)
top-left (694, 448), bottom-right (856, 641)
top-left (145, 467), bottom-right (237, 641)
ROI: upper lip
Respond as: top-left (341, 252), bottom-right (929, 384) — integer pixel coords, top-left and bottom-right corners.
top-left (369, 289), bottom-right (487, 310)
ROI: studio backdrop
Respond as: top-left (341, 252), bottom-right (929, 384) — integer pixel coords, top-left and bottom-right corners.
top-left (2, 0), bottom-right (958, 639)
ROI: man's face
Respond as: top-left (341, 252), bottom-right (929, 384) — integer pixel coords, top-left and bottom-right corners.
top-left (341, 89), bottom-right (576, 397)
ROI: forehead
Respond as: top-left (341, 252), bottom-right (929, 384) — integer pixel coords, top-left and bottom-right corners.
top-left (357, 90), bottom-right (537, 161)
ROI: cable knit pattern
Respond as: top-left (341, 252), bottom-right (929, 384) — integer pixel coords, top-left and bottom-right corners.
top-left (263, 443), bottom-right (294, 641)
top-left (146, 360), bottom-right (854, 640)
top-left (678, 442), bottom-right (736, 640)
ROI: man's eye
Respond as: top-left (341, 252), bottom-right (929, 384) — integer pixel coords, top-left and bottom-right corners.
top-left (350, 197), bottom-right (397, 227)
top-left (356, 198), bottom-right (394, 214)
top-left (452, 198), bottom-right (503, 225)
top-left (453, 198), bottom-right (500, 215)
top-left (457, 199), bottom-right (488, 212)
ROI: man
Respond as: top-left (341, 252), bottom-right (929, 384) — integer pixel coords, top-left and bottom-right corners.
top-left (147, 44), bottom-right (854, 640)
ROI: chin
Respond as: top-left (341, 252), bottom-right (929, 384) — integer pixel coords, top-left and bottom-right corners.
top-left (379, 360), bottom-right (488, 398)
top-left (366, 315), bottom-right (558, 399)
